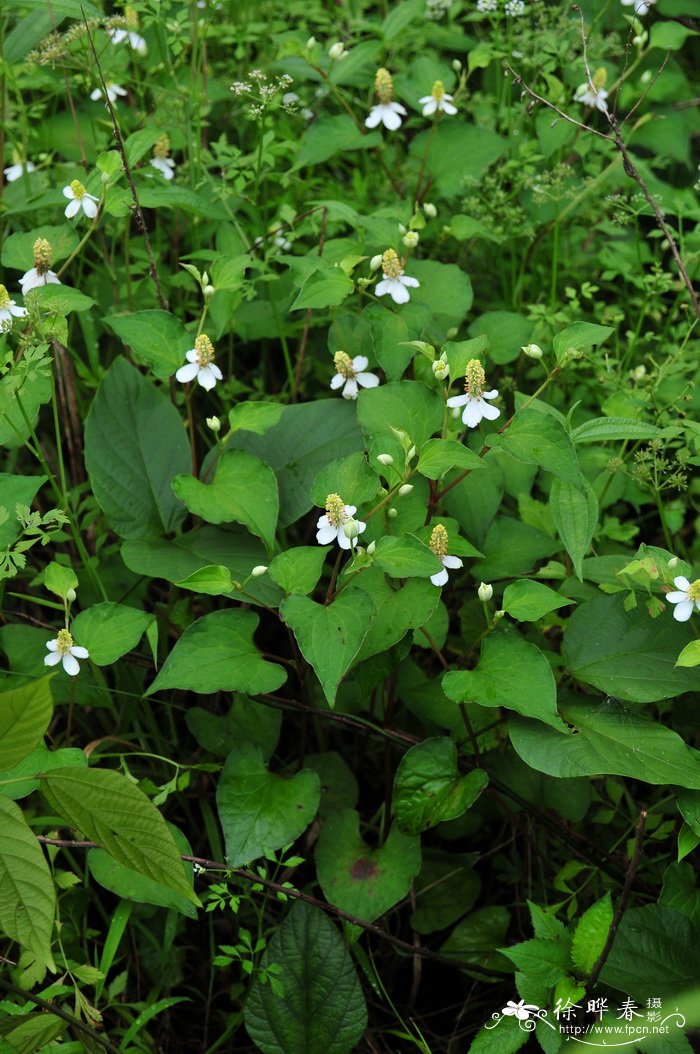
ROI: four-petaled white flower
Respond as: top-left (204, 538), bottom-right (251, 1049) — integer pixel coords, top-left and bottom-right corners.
top-left (330, 351), bottom-right (379, 400)
top-left (447, 358), bottom-right (500, 428)
top-left (4, 160), bottom-right (35, 183)
top-left (63, 179), bottom-right (99, 220)
top-left (375, 248), bottom-right (420, 305)
top-left (150, 133), bottom-right (176, 180)
top-left (502, 1000), bottom-right (539, 1022)
top-left (316, 493), bottom-right (366, 550)
top-left (107, 28), bottom-right (147, 55)
top-left (574, 67), bottom-right (609, 113)
top-left (90, 82), bottom-right (128, 105)
top-left (366, 67), bottom-right (407, 131)
top-left (621, 0), bottom-right (656, 13)
top-left (0, 284), bottom-right (27, 331)
top-left (175, 333), bottom-right (223, 391)
top-left (429, 524), bottom-right (463, 587)
top-left (419, 81), bottom-right (457, 117)
top-left (20, 238), bottom-right (61, 295)
top-left (666, 577), bottom-right (700, 622)
top-left (44, 628), bottom-right (89, 677)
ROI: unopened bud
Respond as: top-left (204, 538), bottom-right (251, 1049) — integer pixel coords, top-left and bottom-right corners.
top-left (432, 358), bottom-right (449, 380)
top-left (406, 446), bottom-right (416, 461)
top-left (632, 365), bottom-right (646, 381)
top-left (251, 565), bottom-right (268, 577)
top-left (370, 254), bottom-right (383, 272)
top-left (66, 588), bottom-right (77, 603)
top-left (306, 36), bottom-right (316, 49)
top-left (377, 453), bottom-right (394, 466)
top-left (367, 540), bottom-right (376, 555)
top-left (398, 483), bottom-right (413, 496)
top-left (328, 42), bottom-right (346, 60)
top-left (452, 59), bottom-right (462, 72)
top-left (204, 284), bottom-right (215, 300)
top-left (343, 518), bottom-right (360, 540)
top-left (402, 230), bottom-right (419, 248)
top-left (446, 327), bottom-right (458, 339)
top-left (494, 609), bottom-right (505, 621)
top-left (668, 557), bottom-right (679, 569)
top-left (478, 581), bottom-right (493, 602)
top-left (423, 202), bottom-right (437, 218)
top-left (522, 343), bottom-right (543, 359)
top-left (388, 507), bottom-right (398, 519)
top-left (206, 416), bottom-right (221, 432)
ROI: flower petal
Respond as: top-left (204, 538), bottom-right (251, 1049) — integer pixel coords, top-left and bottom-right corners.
top-left (672, 600), bottom-right (694, 622)
top-left (70, 646), bottom-right (90, 659)
top-left (446, 394), bottom-right (468, 408)
top-left (330, 373), bottom-right (345, 390)
top-left (673, 576), bottom-right (691, 591)
top-left (352, 355), bottom-right (369, 372)
top-left (442, 101), bottom-right (458, 115)
top-left (46, 639), bottom-right (59, 652)
top-left (430, 567), bottom-right (449, 587)
top-left (480, 400), bottom-right (501, 422)
top-left (337, 531), bottom-right (352, 550)
top-left (62, 186), bottom-right (74, 199)
top-left (399, 275), bottom-right (420, 288)
top-left (382, 108), bottom-right (403, 131)
top-left (197, 366), bottom-right (218, 391)
top-left (666, 591), bottom-right (690, 604)
top-left (342, 378), bottom-right (358, 399)
top-left (176, 362), bottom-right (199, 383)
top-left (44, 652), bottom-right (62, 667)
top-left (443, 555), bottom-right (463, 570)
top-left (90, 88), bottom-right (102, 101)
top-left (356, 372), bottom-right (379, 389)
top-left (462, 398), bottom-right (484, 429)
top-left (422, 100), bottom-right (437, 116)
top-left (185, 348), bottom-right (199, 363)
top-left (344, 506), bottom-right (357, 517)
top-left (389, 281), bottom-right (411, 304)
top-left (365, 107), bottom-right (383, 129)
top-left (392, 103), bottom-right (407, 115)
top-left (316, 523), bottom-right (337, 545)
top-left (65, 199), bottom-right (80, 218)
top-left (62, 653), bottom-right (81, 676)
top-left (209, 363), bottom-right (223, 381)
top-left (82, 196), bottom-right (98, 218)
top-left (375, 278), bottom-right (393, 298)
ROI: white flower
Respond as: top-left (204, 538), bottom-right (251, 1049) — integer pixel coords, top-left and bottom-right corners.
top-left (331, 352), bottom-right (379, 400)
top-left (621, 0), bottom-right (656, 13)
top-left (44, 628), bottom-right (89, 677)
top-left (432, 357), bottom-right (449, 380)
top-left (175, 333), bottom-right (223, 391)
top-left (20, 237), bottom-right (61, 295)
top-left (63, 179), bottom-right (99, 219)
top-left (108, 27), bottom-right (148, 55)
top-left (0, 284), bottom-right (27, 331)
top-left (150, 156), bottom-right (176, 180)
top-left (366, 67), bottom-right (407, 131)
top-left (90, 82), bottom-right (128, 105)
top-left (478, 581), bottom-right (494, 602)
top-left (504, 0), bottom-right (526, 14)
top-left (428, 525), bottom-right (463, 587)
top-left (502, 1000), bottom-right (539, 1021)
top-left (446, 358), bottom-right (500, 428)
top-left (419, 81), bottom-right (457, 117)
top-left (316, 493), bottom-right (366, 550)
top-left (375, 248), bottom-right (420, 305)
top-left (574, 68), bottom-right (609, 112)
top-left (477, 0), bottom-right (498, 11)
top-left (4, 160), bottom-right (35, 183)
top-left (666, 577), bottom-right (700, 622)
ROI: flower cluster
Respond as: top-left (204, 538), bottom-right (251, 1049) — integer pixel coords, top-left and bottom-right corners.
top-left (0, 284), bottom-right (27, 332)
top-left (620, 0), bottom-right (656, 13)
top-left (90, 82), bottom-right (127, 105)
top-left (63, 179), bottom-right (99, 220)
top-left (231, 69), bottom-right (294, 120)
top-left (316, 493), bottom-right (366, 549)
top-left (44, 628), bottom-right (89, 676)
top-left (4, 159), bottom-right (35, 182)
top-left (419, 81), bottom-right (457, 117)
top-left (375, 249), bottom-right (420, 305)
top-left (175, 334), bottom-right (223, 390)
top-left (150, 134), bottom-right (176, 180)
top-left (330, 352), bottom-right (379, 400)
top-left (667, 577), bottom-right (700, 622)
top-left (21, 238), bottom-right (61, 294)
top-left (366, 68), bottom-right (407, 131)
top-left (428, 524), bottom-right (463, 587)
top-left (107, 6), bottom-right (147, 55)
top-left (447, 359), bottom-right (500, 428)
top-left (574, 67), bottom-right (609, 112)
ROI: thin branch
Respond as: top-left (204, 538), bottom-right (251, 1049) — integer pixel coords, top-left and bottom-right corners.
top-left (587, 809), bottom-right (647, 990)
top-left (82, 12), bottom-right (168, 310)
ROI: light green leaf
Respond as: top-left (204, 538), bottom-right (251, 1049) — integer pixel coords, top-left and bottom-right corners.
top-left (570, 417), bottom-right (663, 444)
top-left (393, 738), bottom-right (488, 835)
top-left (502, 580), bottom-right (573, 622)
top-left (292, 115), bottom-right (381, 170)
top-left (443, 335), bottom-right (489, 384)
top-left (216, 743), bottom-right (320, 867)
top-left (244, 902), bottom-right (367, 1054)
top-left (372, 535), bottom-right (443, 579)
top-left (210, 254), bottom-right (248, 291)
top-left (1, 225), bottom-right (78, 269)
top-left (509, 697), bottom-right (700, 788)
top-left (443, 634), bottom-right (564, 730)
top-left (357, 381), bottom-right (443, 449)
top-left (565, 593), bottom-right (697, 702)
top-left (124, 127), bottom-right (166, 166)
top-left (0, 743), bottom-right (86, 802)
top-left (84, 358), bottom-right (190, 539)
top-left (0, 474), bottom-right (45, 548)
top-left (468, 1016), bottom-right (530, 1054)
top-left (103, 311), bottom-right (189, 379)
top-left (553, 322), bottom-right (614, 365)
top-left (409, 259), bottom-right (473, 323)
top-left (0, 677), bottom-right (53, 771)
top-left (268, 547), bottom-right (328, 596)
top-left (468, 311), bottom-right (533, 365)
top-left (676, 641), bottom-right (700, 668)
top-left (70, 603), bottom-right (154, 666)
top-left (280, 591), bottom-right (375, 707)
top-left (417, 439), bottom-right (485, 480)
top-left (381, 0), bottom-right (423, 40)
top-left (41, 767), bottom-right (199, 905)
top-left (173, 450), bottom-right (279, 552)
top-left (291, 267), bottom-right (354, 311)
top-left (499, 937), bottom-right (569, 985)
top-left (34, 284), bottom-right (95, 314)
top-left (0, 796), bottom-right (56, 969)
top-left (310, 451), bottom-right (380, 508)
top-left (228, 402), bottom-right (285, 436)
top-left (411, 122), bottom-right (505, 199)
top-left (137, 185), bottom-right (227, 219)
top-left (550, 477), bottom-right (598, 580)
top-left (571, 894), bottom-right (613, 975)
top-left (175, 565), bottom-right (236, 596)
top-left (315, 810), bottom-right (421, 922)
top-left (488, 410), bottom-right (583, 487)
top-left (147, 610), bottom-right (287, 697)
top-left (44, 561), bottom-right (78, 600)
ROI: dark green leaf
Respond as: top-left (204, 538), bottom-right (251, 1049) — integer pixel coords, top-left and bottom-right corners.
top-left (393, 738), bottom-right (488, 835)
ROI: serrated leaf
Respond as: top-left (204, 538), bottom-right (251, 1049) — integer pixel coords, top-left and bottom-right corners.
top-left (147, 609), bottom-right (287, 697)
top-left (571, 894), bottom-right (613, 975)
top-left (315, 810), bottom-right (421, 922)
top-left (173, 450), bottom-right (279, 552)
top-left (0, 677), bottom-right (53, 771)
top-left (499, 937), bottom-right (570, 985)
top-left (216, 743), bottom-right (320, 867)
top-left (393, 738), bottom-right (488, 835)
top-left (599, 904), bottom-right (700, 997)
top-left (280, 591), bottom-right (375, 707)
top-left (550, 477), bottom-right (598, 581)
top-left (244, 902), bottom-right (367, 1054)
top-left (41, 768), bottom-right (199, 906)
top-left (0, 796), bottom-right (56, 969)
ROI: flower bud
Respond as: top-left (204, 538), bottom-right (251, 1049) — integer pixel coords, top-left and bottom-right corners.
top-left (367, 540), bottom-right (376, 555)
top-left (432, 358), bottom-right (449, 380)
top-left (66, 588), bottom-right (77, 603)
top-left (251, 565), bottom-right (268, 577)
top-left (478, 581), bottom-right (493, 602)
top-left (452, 59), bottom-right (462, 72)
top-left (522, 343), bottom-right (543, 359)
top-left (343, 518), bottom-right (360, 540)
top-left (668, 557), bottom-right (679, 570)
top-left (398, 483), bottom-right (413, 496)
top-left (388, 507), bottom-right (398, 519)
top-left (632, 365), bottom-right (646, 381)
top-left (423, 202), bottom-right (437, 218)
top-left (406, 445), bottom-right (416, 461)
top-left (206, 416), bottom-right (221, 432)
top-left (306, 36), bottom-right (316, 49)
top-left (203, 284), bottom-right (216, 300)
top-left (370, 254), bottom-right (383, 272)
top-left (402, 230), bottom-right (419, 248)
top-left (328, 42), bottom-right (346, 60)
top-left (446, 327), bottom-right (458, 339)
top-left (377, 453), bottom-right (394, 466)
